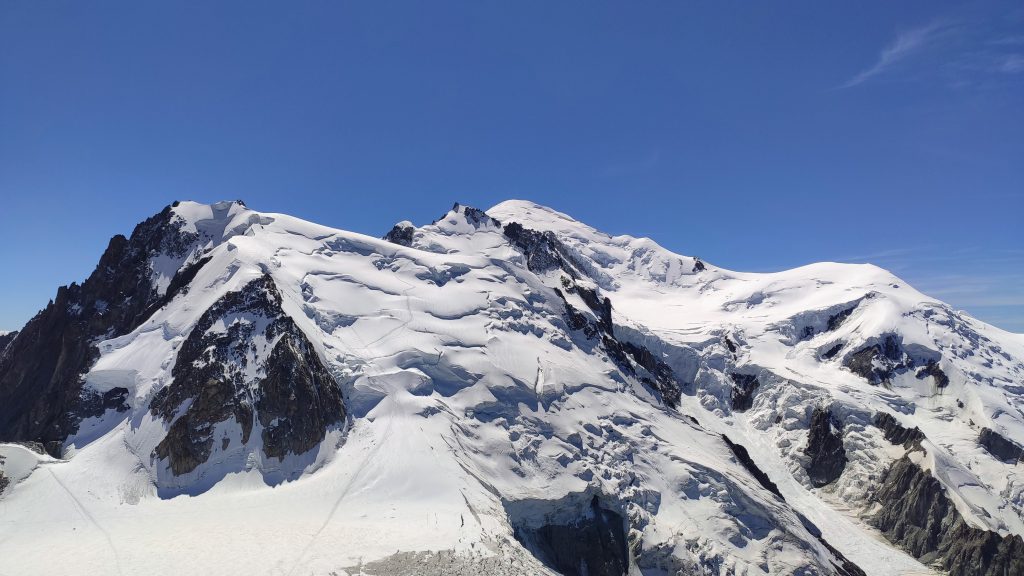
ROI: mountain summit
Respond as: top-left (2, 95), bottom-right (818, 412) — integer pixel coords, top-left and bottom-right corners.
top-left (1, 200), bottom-right (1022, 576)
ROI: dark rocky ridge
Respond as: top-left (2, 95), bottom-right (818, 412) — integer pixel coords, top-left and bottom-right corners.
top-left (0, 454), bottom-right (7, 494)
top-left (917, 360), bottom-right (950, 389)
top-left (724, 337), bottom-right (737, 354)
top-left (729, 373), bottom-right (760, 412)
top-left (798, 303), bottom-right (859, 341)
top-left (0, 331), bottom-right (17, 360)
top-left (804, 408), bottom-right (847, 487)
top-left (505, 216), bottom-right (681, 408)
top-left (618, 340), bottom-right (679, 401)
top-left (844, 335), bottom-right (904, 385)
top-left (722, 434), bottom-right (782, 499)
top-left (0, 204), bottom-right (199, 453)
top-left (873, 412), bottom-right (926, 449)
top-left (453, 202), bottom-right (501, 228)
top-left (871, 456), bottom-right (1024, 576)
top-left (509, 494), bottom-right (630, 576)
top-left (150, 275), bottom-right (345, 475)
top-left (558, 295), bottom-right (602, 340)
top-left (383, 223), bottom-right (414, 247)
top-left (557, 282), bottom-right (682, 406)
top-left (428, 203), bottom-right (502, 229)
top-left (979, 427), bottom-right (1024, 463)
top-left (790, 514), bottom-right (868, 576)
top-left (716, 436), bottom-right (865, 576)
top-left (821, 342), bottom-right (843, 360)
top-left (571, 283), bottom-right (614, 336)
top-left (826, 305), bottom-right (856, 332)
top-left (843, 334), bottom-right (949, 390)
top-left (556, 290), bottom-right (681, 407)
top-left (504, 221), bottom-right (587, 278)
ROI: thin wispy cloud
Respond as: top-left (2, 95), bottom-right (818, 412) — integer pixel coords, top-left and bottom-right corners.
top-left (999, 54), bottom-right (1024, 73)
top-left (838, 11), bottom-right (1024, 90)
top-left (841, 23), bottom-right (949, 88)
top-left (989, 35), bottom-right (1024, 46)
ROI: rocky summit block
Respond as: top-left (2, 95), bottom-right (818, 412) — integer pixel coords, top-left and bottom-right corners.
top-left (150, 275), bottom-right (344, 476)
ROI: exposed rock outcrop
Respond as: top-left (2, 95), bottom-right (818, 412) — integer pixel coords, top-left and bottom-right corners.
top-left (826, 305), bottom-right (856, 332)
top-left (821, 342), bottom-right (843, 360)
top-left (258, 331), bottom-right (343, 459)
top-left (384, 222), bottom-right (415, 247)
top-left (150, 275), bottom-right (345, 475)
top-left (504, 221), bottom-right (584, 277)
top-left (617, 339), bottom-right (680, 407)
top-left (729, 373), bottom-right (760, 412)
top-left (453, 203), bottom-right (501, 228)
top-left (844, 334), bottom-right (950, 392)
top-left (0, 204), bottom-right (199, 452)
top-left (0, 454), bottom-right (8, 494)
top-left (559, 295), bottom-right (681, 405)
top-left (509, 494), bottom-right (630, 576)
top-left (843, 335), bottom-right (904, 385)
top-left (871, 456), bottom-right (1024, 576)
top-left (722, 434), bottom-right (782, 499)
top-left (979, 427), bottom-right (1024, 463)
top-left (873, 412), bottom-right (926, 449)
top-left (573, 285), bottom-right (613, 335)
top-left (0, 331), bottom-right (17, 360)
top-left (553, 282), bottom-right (680, 407)
top-left (804, 408), bottom-right (847, 487)
top-left (917, 360), bottom-right (949, 389)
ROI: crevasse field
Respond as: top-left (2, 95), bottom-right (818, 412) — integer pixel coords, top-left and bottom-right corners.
top-left (1, 200), bottom-right (1022, 575)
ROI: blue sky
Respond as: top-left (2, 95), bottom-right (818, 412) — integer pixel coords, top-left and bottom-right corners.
top-left (1, 1), bottom-right (1021, 332)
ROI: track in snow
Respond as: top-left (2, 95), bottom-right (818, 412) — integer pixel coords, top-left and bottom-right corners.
top-left (48, 468), bottom-right (125, 576)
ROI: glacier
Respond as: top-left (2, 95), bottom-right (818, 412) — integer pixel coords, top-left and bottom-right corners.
top-left (0, 199), bottom-right (1022, 576)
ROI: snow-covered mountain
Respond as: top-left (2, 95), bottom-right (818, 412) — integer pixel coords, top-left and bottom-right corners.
top-left (1, 200), bottom-right (1022, 576)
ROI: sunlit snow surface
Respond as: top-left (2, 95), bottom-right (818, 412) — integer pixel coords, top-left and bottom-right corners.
top-left (2, 200), bottom-right (1022, 575)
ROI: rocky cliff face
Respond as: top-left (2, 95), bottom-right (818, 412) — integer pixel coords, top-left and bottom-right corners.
top-left (843, 335), bottom-right (905, 384)
top-left (842, 333), bottom-right (949, 391)
top-left (509, 494), bottom-right (629, 576)
top-left (804, 408), bottom-right (847, 487)
top-left (0, 204), bottom-right (199, 453)
top-left (150, 275), bottom-right (344, 476)
top-left (872, 456), bottom-right (1024, 576)
top-left (504, 219), bottom-right (684, 408)
top-left (978, 427), bottom-right (1024, 463)
top-left (383, 222), bottom-right (415, 247)
top-left (729, 373), bottom-right (760, 412)
top-left (873, 412), bottom-right (926, 449)
top-left (0, 332), bottom-right (17, 359)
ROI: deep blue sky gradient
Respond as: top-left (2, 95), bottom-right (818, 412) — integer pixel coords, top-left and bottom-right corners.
top-left (1, 1), bottom-right (1022, 331)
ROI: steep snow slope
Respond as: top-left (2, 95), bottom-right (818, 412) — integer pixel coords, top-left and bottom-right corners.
top-left (0, 200), bottom-right (1021, 576)
top-left (486, 201), bottom-right (1024, 527)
